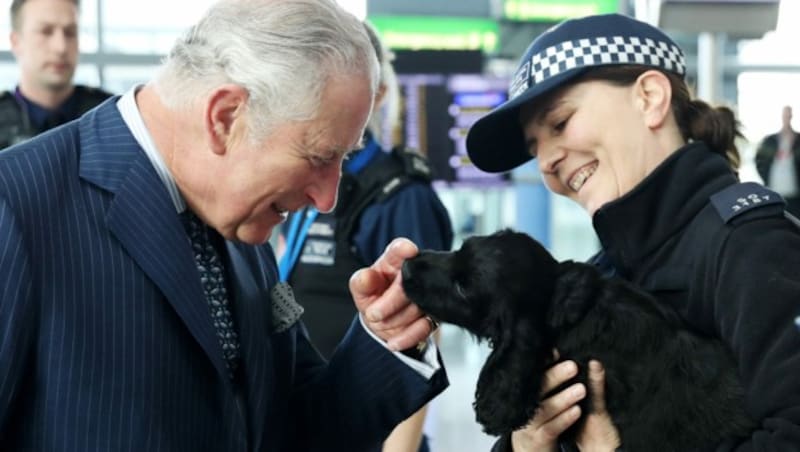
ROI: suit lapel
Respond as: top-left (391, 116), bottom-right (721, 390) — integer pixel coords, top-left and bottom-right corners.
top-left (78, 99), bottom-right (229, 379)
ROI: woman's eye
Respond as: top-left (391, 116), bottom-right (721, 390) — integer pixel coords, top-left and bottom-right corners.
top-left (553, 117), bottom-right (569, 133)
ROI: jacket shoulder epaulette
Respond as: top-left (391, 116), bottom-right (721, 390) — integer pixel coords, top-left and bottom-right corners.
top-left (709, 181), bottom-right (785, 223)
top-left (392, 146), bottom-right (433, 181)
top-left (361, 147), bottom-right (432, 204)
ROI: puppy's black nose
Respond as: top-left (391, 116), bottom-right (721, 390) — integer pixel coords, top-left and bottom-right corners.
top-left (401, 260), bottom-right (414, 285)
top-left (401, 259), bottom-right (422, 297)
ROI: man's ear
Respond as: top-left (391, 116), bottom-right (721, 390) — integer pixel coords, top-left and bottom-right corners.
top-left (204, 84), bottom-right (249, 155)
top-left (9, 31), bottom-right (20, 57)
top-left (633, 70), bottom-right (673, 130)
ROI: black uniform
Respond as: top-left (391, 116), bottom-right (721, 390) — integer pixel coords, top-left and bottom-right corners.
top-left (591, 142), bottom-right (800, 450)
top-left (492, 142), bottom-right (800, 452)
top-left (0, 85), bottom-right (112, 149)
top-left (282, 144), bottom-right (453, 359)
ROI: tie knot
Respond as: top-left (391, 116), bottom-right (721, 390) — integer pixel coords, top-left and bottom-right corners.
top-left (180, 209), bottom-right (203, 230)
top-left (181, 210), bottom-right (214, 245)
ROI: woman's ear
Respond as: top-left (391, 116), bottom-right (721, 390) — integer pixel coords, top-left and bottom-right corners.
top-left (204, 84), bottom-right (249, 155)
top-left (633, 70), bottom-right (673, 130)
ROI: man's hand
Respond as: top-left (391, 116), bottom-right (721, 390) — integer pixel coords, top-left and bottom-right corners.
top-left (349, 238), bottom-right (434, 351)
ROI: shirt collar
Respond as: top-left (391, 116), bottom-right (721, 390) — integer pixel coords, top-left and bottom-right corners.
top-left (116, 84), bottom-right (186, 213)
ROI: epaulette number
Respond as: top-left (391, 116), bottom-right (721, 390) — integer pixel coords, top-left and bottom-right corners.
top-left (710, 182), bottom-right (785, 223)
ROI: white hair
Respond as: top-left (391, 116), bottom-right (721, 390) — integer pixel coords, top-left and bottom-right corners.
top-left (154, 0), bottom-right (379, 141)
top-left (363, 21), bottom-right (401, 148)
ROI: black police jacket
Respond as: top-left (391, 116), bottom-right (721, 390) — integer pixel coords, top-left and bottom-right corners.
top-left (493, 142), bottom-right (800, 451)
top-left (0, 85), bottom-right (112, 149)
top-left (592, 142), bottom-right (800, 450)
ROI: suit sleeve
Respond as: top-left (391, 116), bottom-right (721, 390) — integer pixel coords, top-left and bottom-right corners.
top-left (287, 317), bottom-right (448, 450)
top-left (0, 197), bottom-right (36, 434)
top-left (703, 216), bottom-right (800, 451)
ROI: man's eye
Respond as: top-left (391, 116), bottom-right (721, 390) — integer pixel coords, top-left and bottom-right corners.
top-left (309, 155), bottom-right (335, 168)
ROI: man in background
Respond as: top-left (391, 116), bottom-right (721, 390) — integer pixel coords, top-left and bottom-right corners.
top-left (0, 0), bottom-right (110, 149)
top-left (756, 105), bottom-right (800, 217)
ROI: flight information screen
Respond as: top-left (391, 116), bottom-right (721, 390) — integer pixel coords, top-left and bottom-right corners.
top-left (397, 73), bottom-right (511, 185)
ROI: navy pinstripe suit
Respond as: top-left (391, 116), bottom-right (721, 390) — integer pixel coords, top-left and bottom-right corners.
top-left (0, 98), bottom-right (447, 451)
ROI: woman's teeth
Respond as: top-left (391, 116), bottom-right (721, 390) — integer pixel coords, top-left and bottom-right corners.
top-left (569, 164), bottom-right (597, 192)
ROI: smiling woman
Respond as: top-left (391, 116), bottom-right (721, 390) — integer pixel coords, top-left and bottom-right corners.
top-left (466, 12), bottom-right (800, 452)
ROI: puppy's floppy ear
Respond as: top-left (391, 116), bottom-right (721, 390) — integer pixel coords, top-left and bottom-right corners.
top-left (474, 322), bottom-right (551, 436)
top-left (548, 262), bottom-right (603, 330)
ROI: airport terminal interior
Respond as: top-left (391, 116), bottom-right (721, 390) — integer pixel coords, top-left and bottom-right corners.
top-left (0, 0), bottom-right (796, 449)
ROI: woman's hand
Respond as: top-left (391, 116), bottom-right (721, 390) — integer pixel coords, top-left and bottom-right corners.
top-left (576, 360), bottom-right (620, 452)
top-left (511, 360), bottom-right (586, 452)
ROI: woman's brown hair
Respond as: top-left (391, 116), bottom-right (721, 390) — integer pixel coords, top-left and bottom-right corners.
top-left (576, 65), bottom-right (742, 170)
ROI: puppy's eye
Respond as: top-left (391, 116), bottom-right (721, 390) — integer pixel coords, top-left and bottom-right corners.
top-left (454, 281), bottom-right (467, 300)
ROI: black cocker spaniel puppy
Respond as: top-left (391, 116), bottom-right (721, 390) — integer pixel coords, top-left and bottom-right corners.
top-left (401, 229), bottom-right (753, 451)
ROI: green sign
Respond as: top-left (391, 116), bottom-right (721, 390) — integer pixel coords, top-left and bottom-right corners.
top-left (504, 0), bottom-right (618, 21)
top-left (369, 15), bottom-right (499, 53)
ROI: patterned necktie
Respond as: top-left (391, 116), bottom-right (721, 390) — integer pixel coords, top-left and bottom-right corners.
top-left (181, 211), bottom-right (240, 377)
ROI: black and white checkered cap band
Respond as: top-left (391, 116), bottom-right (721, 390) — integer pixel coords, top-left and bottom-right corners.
top-left (509, 36), bottom-right (685, 100)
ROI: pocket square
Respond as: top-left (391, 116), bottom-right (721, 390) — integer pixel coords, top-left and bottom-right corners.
top-left (271, 282), bottom-right (304, 333)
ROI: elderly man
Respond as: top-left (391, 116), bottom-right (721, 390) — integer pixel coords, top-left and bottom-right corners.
top-left (0, 1), bottom-right (447, 451)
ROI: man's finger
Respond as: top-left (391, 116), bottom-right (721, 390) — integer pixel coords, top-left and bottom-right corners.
top-left (372, 238), bottom-right (418, 277)
top-left (350, 267), bottom-right (381, 310)
top-left (385, 315), bottom-right (431, 351)
top-left (349, 238), bottom-right (418, 309)
top-left (364, 273), bottom-right (420, 322)
top-left (368, 300), bottom-right (422, 331)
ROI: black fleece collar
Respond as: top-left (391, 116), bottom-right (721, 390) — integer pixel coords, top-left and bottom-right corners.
top-left (591, 142), bottom-right (739, 277)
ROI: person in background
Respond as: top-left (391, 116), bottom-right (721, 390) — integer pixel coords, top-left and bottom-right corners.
top-left (277, 20), bottom-right (454, 452)
top-left (464, 13), bottom-right (800, 451)
top-left (0, 0), bottom-right (111, 149)
top-left (0, 1), bottom-right (448, 450)
top-left (755, 105), bottom-right (800, 217)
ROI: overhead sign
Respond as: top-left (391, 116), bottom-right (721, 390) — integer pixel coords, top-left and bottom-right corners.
top-left (503, 0), bottom-right (619, 21)
top-left (369, 15), bottom-right (499, 53)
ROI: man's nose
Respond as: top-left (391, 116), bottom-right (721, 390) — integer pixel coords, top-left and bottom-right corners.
top-left (307, 164), bottom-right (342, 213)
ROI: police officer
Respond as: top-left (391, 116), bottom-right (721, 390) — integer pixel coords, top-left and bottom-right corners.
top-left (0, 0), bottom-right (111, 149)
top-left (464, 13), bottom-right (800, 452)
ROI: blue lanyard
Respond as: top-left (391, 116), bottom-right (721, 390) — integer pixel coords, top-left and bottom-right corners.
top-left (345, 137), bottom-right (380, 174)
top-left (278, 136), bottom-right (381, 282)
top-left (278, 208), bottom-right (319, 282)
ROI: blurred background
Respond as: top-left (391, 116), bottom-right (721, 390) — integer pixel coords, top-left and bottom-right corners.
top-left (0, 0), bottom-right (794, 449)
